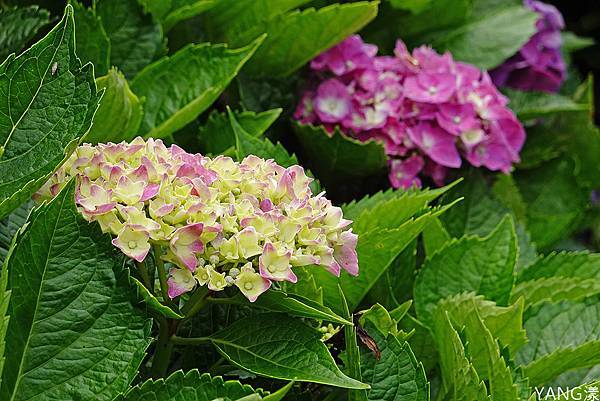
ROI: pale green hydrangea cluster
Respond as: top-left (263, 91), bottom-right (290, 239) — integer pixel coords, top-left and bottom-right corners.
top-left (35, 138), bottom-right (359, 302)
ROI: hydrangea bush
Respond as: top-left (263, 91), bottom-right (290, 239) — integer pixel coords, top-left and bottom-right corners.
top-left (0, 2), bottom-right (599, 401)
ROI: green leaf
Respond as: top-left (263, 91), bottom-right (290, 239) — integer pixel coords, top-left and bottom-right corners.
top-left (132, 38), bottom-right (263, 139)
top-left (516, 298), bottom-right (600, 386)
top-left (365, 241), bottom-right (417, 309)
top-left (513, 159), bottom-right (587, 249)
top-left (209, 312), bottom-right (369, 389)
top-left (86, 68), bottom-right (144, 144)
top-left (118, 370), bottom-right (265, 401)
top-left (436, 293), bottom-right (527, 361)
top-left (388, 0), bottom-right (433, 14)
top-left (562, 32), bottom-right (595, 53)
top-left (238, 2), bottom-right (379, 77)
top-left (203, 0), bottom-right (310, 41)
top-left (131, 276), bottom-right (184, 319)
top-left (70, 1), bottom-right (110, 76)
top-left (340, 286), bottom-right (366, 401)
top-left (513, 252), bottom-right (600, 307)
top-left (139, 0), bottom-right (217, 31)
top-left (350, 184), bottom-right (458, 234)
top-left (0, 201), bottom-right (32, 267)
top-left (198, 108), bottom-right (281, 155)
top-left (0, 6), bottom-right (50, 60)
top-left (96, 0), bottom-right (164, 79)
top-left (397, 315), bottom-right (438, 374)
top-left (262, 381), bottom-right (294, 401)
top-left (430, 310), bottom-right (489, 400)
top-left (305, 187), bottom-right (457, 314)
top-left (422, 217), bottom-right (450, 259)
top-left (414, 216), bottom-right (517, 327)
top-left (360, 322), bottom-right (430, 401)
top-left (313, 207), bottom-right (450, 314)
top-left (0, 181), bottom-right (151, 401)
top-left (230, 108), bottom-right (298, 167)
top-left (439, 171), bottom-right (537, 270)
top-left (0, 5), bottom-right (102, 220)
top-left (220, 290), bottom-right (352, 326)
top-left (293, 123), bottom-right (387, 188)
top-left (433, 295), bottom-right (522, 400)
top-left (427, 5), bottom-right (538, 70)
top-left (503, 88), bottom-right (588, 121)
top-left (370, 0), bottom-right (471, 47)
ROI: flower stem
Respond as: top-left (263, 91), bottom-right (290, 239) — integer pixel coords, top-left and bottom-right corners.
top-left (153, 244), bottom-right (175, 307)
top-left (151, 317), bottom-right (175, 378)
top-left (135, 260), bottom-right (153, 293)
top-left (181, 286), bottom-right (210, 318)
top-left (170, 335), bottom-right (211, 346)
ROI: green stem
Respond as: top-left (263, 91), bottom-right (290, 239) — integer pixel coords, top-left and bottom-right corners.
top-left (206, 296), bottom-right (239, 305)
top-left (151, 317), bottom-right (175, 378)
top-left (181, 286), bottom-right (210, 318)
top-left (153, 244), bottom-right (175, 307)
top-left (170, 335), bottom-right (211, 346)
top-left (135, 261), bottom-right (153, 293)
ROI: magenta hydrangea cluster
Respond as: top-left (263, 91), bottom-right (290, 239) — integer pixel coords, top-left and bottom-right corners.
top-left (35, 138), bottom-right (358, 302)
top-left (490, 0), bottom-right (565, 93)
top-left (294, 35), bottom-right (526, 189)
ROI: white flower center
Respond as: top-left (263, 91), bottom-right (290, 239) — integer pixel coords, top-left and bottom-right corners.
top-left (428, 86), bottom-right (438, 95)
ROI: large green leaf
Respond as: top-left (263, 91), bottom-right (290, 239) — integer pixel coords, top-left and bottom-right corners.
top-left (293, 123), bottom-right (387, 188)
top-left (427, 5), bottom-right (537, 70)
top-left (118, 370), bottom-right (265, 401)
top-left (430, 310), bottom-right (489, 401)
top-left (414, 216), bottom-right (517, 327)
top-left (433, 296), bottom-right (522, 400)
top-left (209, 313), bottom-right (369, 389)
top-left (0, 5), bottom-right (102, 220)
top-left (0, 6), bottom-right (50, 60)
top-left (437, 293), bottom-right (527, 359)
top-left (219, 290), bottom-right (352, 326)
top-left (504, 89), bottom-right (588, 121)
top-left (313, 210), bottom-right (447, 314)
top-left (0, 201), bottom-right (32, 267)
top-left (87, 68), bottom-right (144, 144)
top-left (0, 181), bottom-right (151, 401)
top-left (237, 2), bottom-right (379, 77)
top-left (132, 38), bottom-right (262, 139)
top-left (512, 252), bottom-right (600, 306)
top-left (304, 187), bottom-right (457, 313)
top-left (203, 0), bottom-right (310, 41)
top-left (360, 322), bottom-right (430, 401)
top-left (439, 171), bottom-right (537, 270)
top-left (517, 78), bottom-right (600, 187)
top-left (139, 0), bottom-right (217, 31)
top-left (198, 108), bottom-right (281, 155)
top-left (516, 298), bottom-right (600, 386)
top-left (513, 159), bottom-right (587, 249)
top-left (71, 1), bottom-right (110, 76)
top-left (96, 0), bottom-right (164, 79)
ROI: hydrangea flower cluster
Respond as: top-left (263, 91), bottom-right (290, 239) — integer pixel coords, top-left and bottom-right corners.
top-left (490, 0), bottom-right (565, 93)
top-left (35, 138), bottom-right (358, 302)
top-left (294, 35), bottom-right (526, 189)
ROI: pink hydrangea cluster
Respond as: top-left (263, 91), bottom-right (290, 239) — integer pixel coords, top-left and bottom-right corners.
top-left (294, 35), bottom-right (525, 189)
top-left (490, 0), bottom-right (565, 93)
top-left (35, 138), bottom-right (358, 302)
